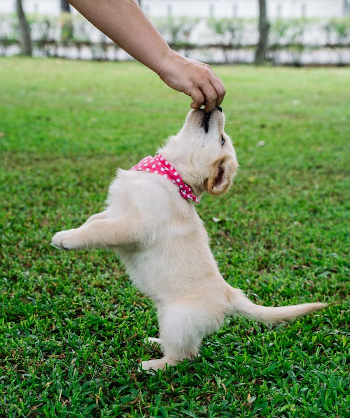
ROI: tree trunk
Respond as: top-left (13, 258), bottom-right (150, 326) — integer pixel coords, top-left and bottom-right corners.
top-left (343, 0), bottom-right (350, 15)
top-left (255, 0), bottom-right (270, 65)
top-left (60, 0), bottom-right (70, 13)
top-left (16, 0), bottom-right (32, 56)
top-left (60, 0), bottom-right (74, 41)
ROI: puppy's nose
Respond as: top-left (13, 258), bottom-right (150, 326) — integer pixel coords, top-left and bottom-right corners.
top-left (216, 106), bottom-right (223, 112)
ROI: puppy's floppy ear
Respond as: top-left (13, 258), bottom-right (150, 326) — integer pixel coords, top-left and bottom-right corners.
top-left (207, 156), bottom-right (236, 195)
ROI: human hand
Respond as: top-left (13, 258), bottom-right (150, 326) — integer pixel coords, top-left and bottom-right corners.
top-left (157, 51), bottom-right (226, 113)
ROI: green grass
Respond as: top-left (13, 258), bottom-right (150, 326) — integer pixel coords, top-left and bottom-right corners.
top-left (0, 57), bottom-right (349, 417)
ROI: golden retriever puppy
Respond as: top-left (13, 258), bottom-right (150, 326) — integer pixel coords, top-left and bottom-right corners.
top-left (52, 107), bottom-right (326, 371)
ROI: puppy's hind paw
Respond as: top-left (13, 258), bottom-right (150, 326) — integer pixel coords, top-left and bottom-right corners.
top-left (144, 337), bottom-right (162, 346)
top-left (140, 359), bottom-right (166, 372)
top-left (140, 357), bottom-right (178, 372)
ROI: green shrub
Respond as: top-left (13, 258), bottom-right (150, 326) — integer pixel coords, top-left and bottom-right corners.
top-left (207, 17), bottom-right (246, 47)
top-left (324, 17), bottom-right (350, 44)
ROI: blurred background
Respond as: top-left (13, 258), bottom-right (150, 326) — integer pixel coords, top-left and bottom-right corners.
top-left (1, 0), bottom-right (350, 65)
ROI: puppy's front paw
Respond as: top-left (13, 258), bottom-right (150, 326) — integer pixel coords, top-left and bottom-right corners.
top-left (51, 229), bottom-right (82, 250)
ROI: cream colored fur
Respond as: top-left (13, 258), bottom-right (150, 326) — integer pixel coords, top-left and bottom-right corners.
top-left (52, 108), bottom-right (326, 371)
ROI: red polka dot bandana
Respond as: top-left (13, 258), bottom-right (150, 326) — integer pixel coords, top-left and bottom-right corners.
top-left (130, 154), bottom-right (199, 204)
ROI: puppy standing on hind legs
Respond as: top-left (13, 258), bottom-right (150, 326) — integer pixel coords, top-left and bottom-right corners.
top-left (52, 107), bottom-right (327, 371)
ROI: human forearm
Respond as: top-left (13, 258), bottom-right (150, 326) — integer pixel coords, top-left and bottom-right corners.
top-left (67, 0), bottom-right (171, 74)
top-left (67, 0), bottom-right (226, 111)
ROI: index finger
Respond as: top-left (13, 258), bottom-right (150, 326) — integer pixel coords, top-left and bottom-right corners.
top-left (200, 74), bottom-right (226, 112)
top-left (210, 74), bottom-right (226, 107)
top-left (200, 82), bottom-right (218, 113)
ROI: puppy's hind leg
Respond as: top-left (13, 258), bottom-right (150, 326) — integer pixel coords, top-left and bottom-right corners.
top-left (141, 301), bottom-right (224, 371)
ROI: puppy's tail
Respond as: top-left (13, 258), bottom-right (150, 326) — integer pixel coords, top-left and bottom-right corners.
top-left (228, 287), bottom-right (327, 324)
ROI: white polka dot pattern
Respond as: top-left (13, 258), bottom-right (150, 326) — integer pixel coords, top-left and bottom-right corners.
top-left (130, 154), bottom-right (199, 204)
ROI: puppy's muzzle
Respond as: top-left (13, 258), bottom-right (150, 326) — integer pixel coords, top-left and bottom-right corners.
top-left (202, 107), bottom-right (223, 133)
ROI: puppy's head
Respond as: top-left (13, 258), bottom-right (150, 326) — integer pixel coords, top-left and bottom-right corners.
top-left (161, 108), bottom-right (238, 196)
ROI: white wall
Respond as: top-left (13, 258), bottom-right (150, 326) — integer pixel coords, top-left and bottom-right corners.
top-left (143, 0), bottom-right (346, 18)
top-left (0, 0), bottom-right (60, 14)
top-left (0, 0), bottom-right (347, 18)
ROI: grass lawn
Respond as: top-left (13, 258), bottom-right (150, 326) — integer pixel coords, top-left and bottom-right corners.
top-left (0, 57), bottom-right (349, 417)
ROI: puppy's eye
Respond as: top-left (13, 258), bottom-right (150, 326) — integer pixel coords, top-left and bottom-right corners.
top-left (221, 136), bottom-right (225, 146)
